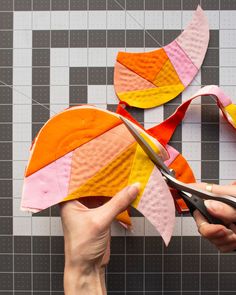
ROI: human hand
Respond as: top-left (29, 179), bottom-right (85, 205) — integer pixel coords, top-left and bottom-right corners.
top-left (192, 181), bottom-right (236, 253)
top-left (60, 183), bottom-right (140, 295)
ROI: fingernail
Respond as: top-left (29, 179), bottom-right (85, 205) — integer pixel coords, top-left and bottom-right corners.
top-left (204, 200), bottom-right (223, 212)
top-left (226, 229), bottom-right (234, 236)
top-left (215, 229), bottom-right (226, 238)
top-left (128, 182), bottom-right (140, 199)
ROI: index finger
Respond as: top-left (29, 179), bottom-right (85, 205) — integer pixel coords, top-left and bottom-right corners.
top-left (190, 182), bottom-right (236, 197)
top-left (193, 209), bottom-right (228, 239)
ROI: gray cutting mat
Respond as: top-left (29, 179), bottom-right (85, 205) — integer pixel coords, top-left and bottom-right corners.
top-left (0, 0), bottom-right (236, 293)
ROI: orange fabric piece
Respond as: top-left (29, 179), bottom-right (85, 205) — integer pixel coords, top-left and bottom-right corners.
top-left (153, 59), bottom-right (183, 87)
top-left (62, 142), bottom-right (137, 204)
top-left (117, 48), bottom-right (169, 84)
top-left (116, 210), bottom-right (131, 225)
top-left (168, 153), bottom-right (195, 212)
top-left (25, 107), bottom-right (122, 177)
top-left (168, 153), bottom-right (195, 183)
top-left (68, 124), bottom-right (135, 194)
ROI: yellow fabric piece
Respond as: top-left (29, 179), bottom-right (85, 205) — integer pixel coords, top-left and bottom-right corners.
top-left (118, 84), bottom-right (185, 108)
top-left (129, 132), bottom-right (159, 208)
top-left (62, 143), bottom-right (137, 202)
top-left (224, 103), bottom-right (236, 128)
top-left (153, 59), bottom-right (183, 87)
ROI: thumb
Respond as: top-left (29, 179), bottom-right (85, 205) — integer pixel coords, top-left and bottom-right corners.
top-left (204, 200), bottom-right (236, 224)
top-left (96, 183), bottom-right (140, 227)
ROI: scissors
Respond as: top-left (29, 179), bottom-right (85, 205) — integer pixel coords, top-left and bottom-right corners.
top-left (120, 116), bottom-right (236, 227)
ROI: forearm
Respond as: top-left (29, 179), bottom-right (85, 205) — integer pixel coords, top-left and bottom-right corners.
top-left (63, 238), bottom-right (106, 295)
top-left (99, 266), bottom-right (107, 295)
top-left (64, 263), bottom-right (105, 295)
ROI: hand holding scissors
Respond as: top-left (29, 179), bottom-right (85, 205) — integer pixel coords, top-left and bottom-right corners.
top-left (192, 181), bottom-right (236, 253)
top-left (121, 117), bottom-right (236, 251)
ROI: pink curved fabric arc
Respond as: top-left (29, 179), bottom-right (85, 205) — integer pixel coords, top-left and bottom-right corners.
top-left (114, 61), bottom-right (156, 93)
top-left (176, 5), bottom-right (209, 69)
top-left (21, 151), bottom-right (73, 212)
top-left (137, 166), bottom-right (175, 246)
top-left (68, 124), bottom-right (135, 194)
top-left (196, 85), bottom-right (232, 107)
top-left (164, 41), bottom-right (198, 87)
top-left (147, 85), bottom-right (234, 147)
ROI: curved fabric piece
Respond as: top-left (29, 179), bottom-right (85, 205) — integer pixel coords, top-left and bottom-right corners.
top-left (148, 85), bottom-right (236, 146)
top-left (21, 86), bottom-right (236, 244)
top-left (114, 5), bottom-right (209, 108)
top-left (22, 106), bottom-right (175, 245)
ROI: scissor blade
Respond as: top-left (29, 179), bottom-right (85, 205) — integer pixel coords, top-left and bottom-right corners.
top-left (120, 116), bottom-right (172, 175)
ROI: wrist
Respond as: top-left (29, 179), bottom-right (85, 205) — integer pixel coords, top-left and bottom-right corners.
top-left (64, 263), bottom-right (104, 295)
top-left (64, 238), bottom-right (99, 269)
top-left (64, 241), bottom-right (106, 295)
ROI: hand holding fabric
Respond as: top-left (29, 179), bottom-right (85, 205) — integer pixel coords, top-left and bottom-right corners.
top-left (60, 183), bottom-right (140, 295)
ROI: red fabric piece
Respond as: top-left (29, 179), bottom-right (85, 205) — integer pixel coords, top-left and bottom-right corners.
top-left (116, 101), bottom-right (145, 130)
top-left (148, 99), bottom-right (192, 146)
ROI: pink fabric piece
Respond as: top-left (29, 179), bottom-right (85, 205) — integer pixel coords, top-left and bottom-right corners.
top-left (68, 124), bottom-right (135, 193)
top-left (114, 61), bottom-right (156, 93)
top-left (192, 85), bottom-right (232, 107)
top-left (164, 144), bottom-right (179, 167)
top-left (164, 41), bottom-right (198, 87)
top-left (137, 166), bottom-right (175, 246)
top-left (21, 151), bottom-right (73, 212)
top-left (176, 5), bottom-right (209, 69)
